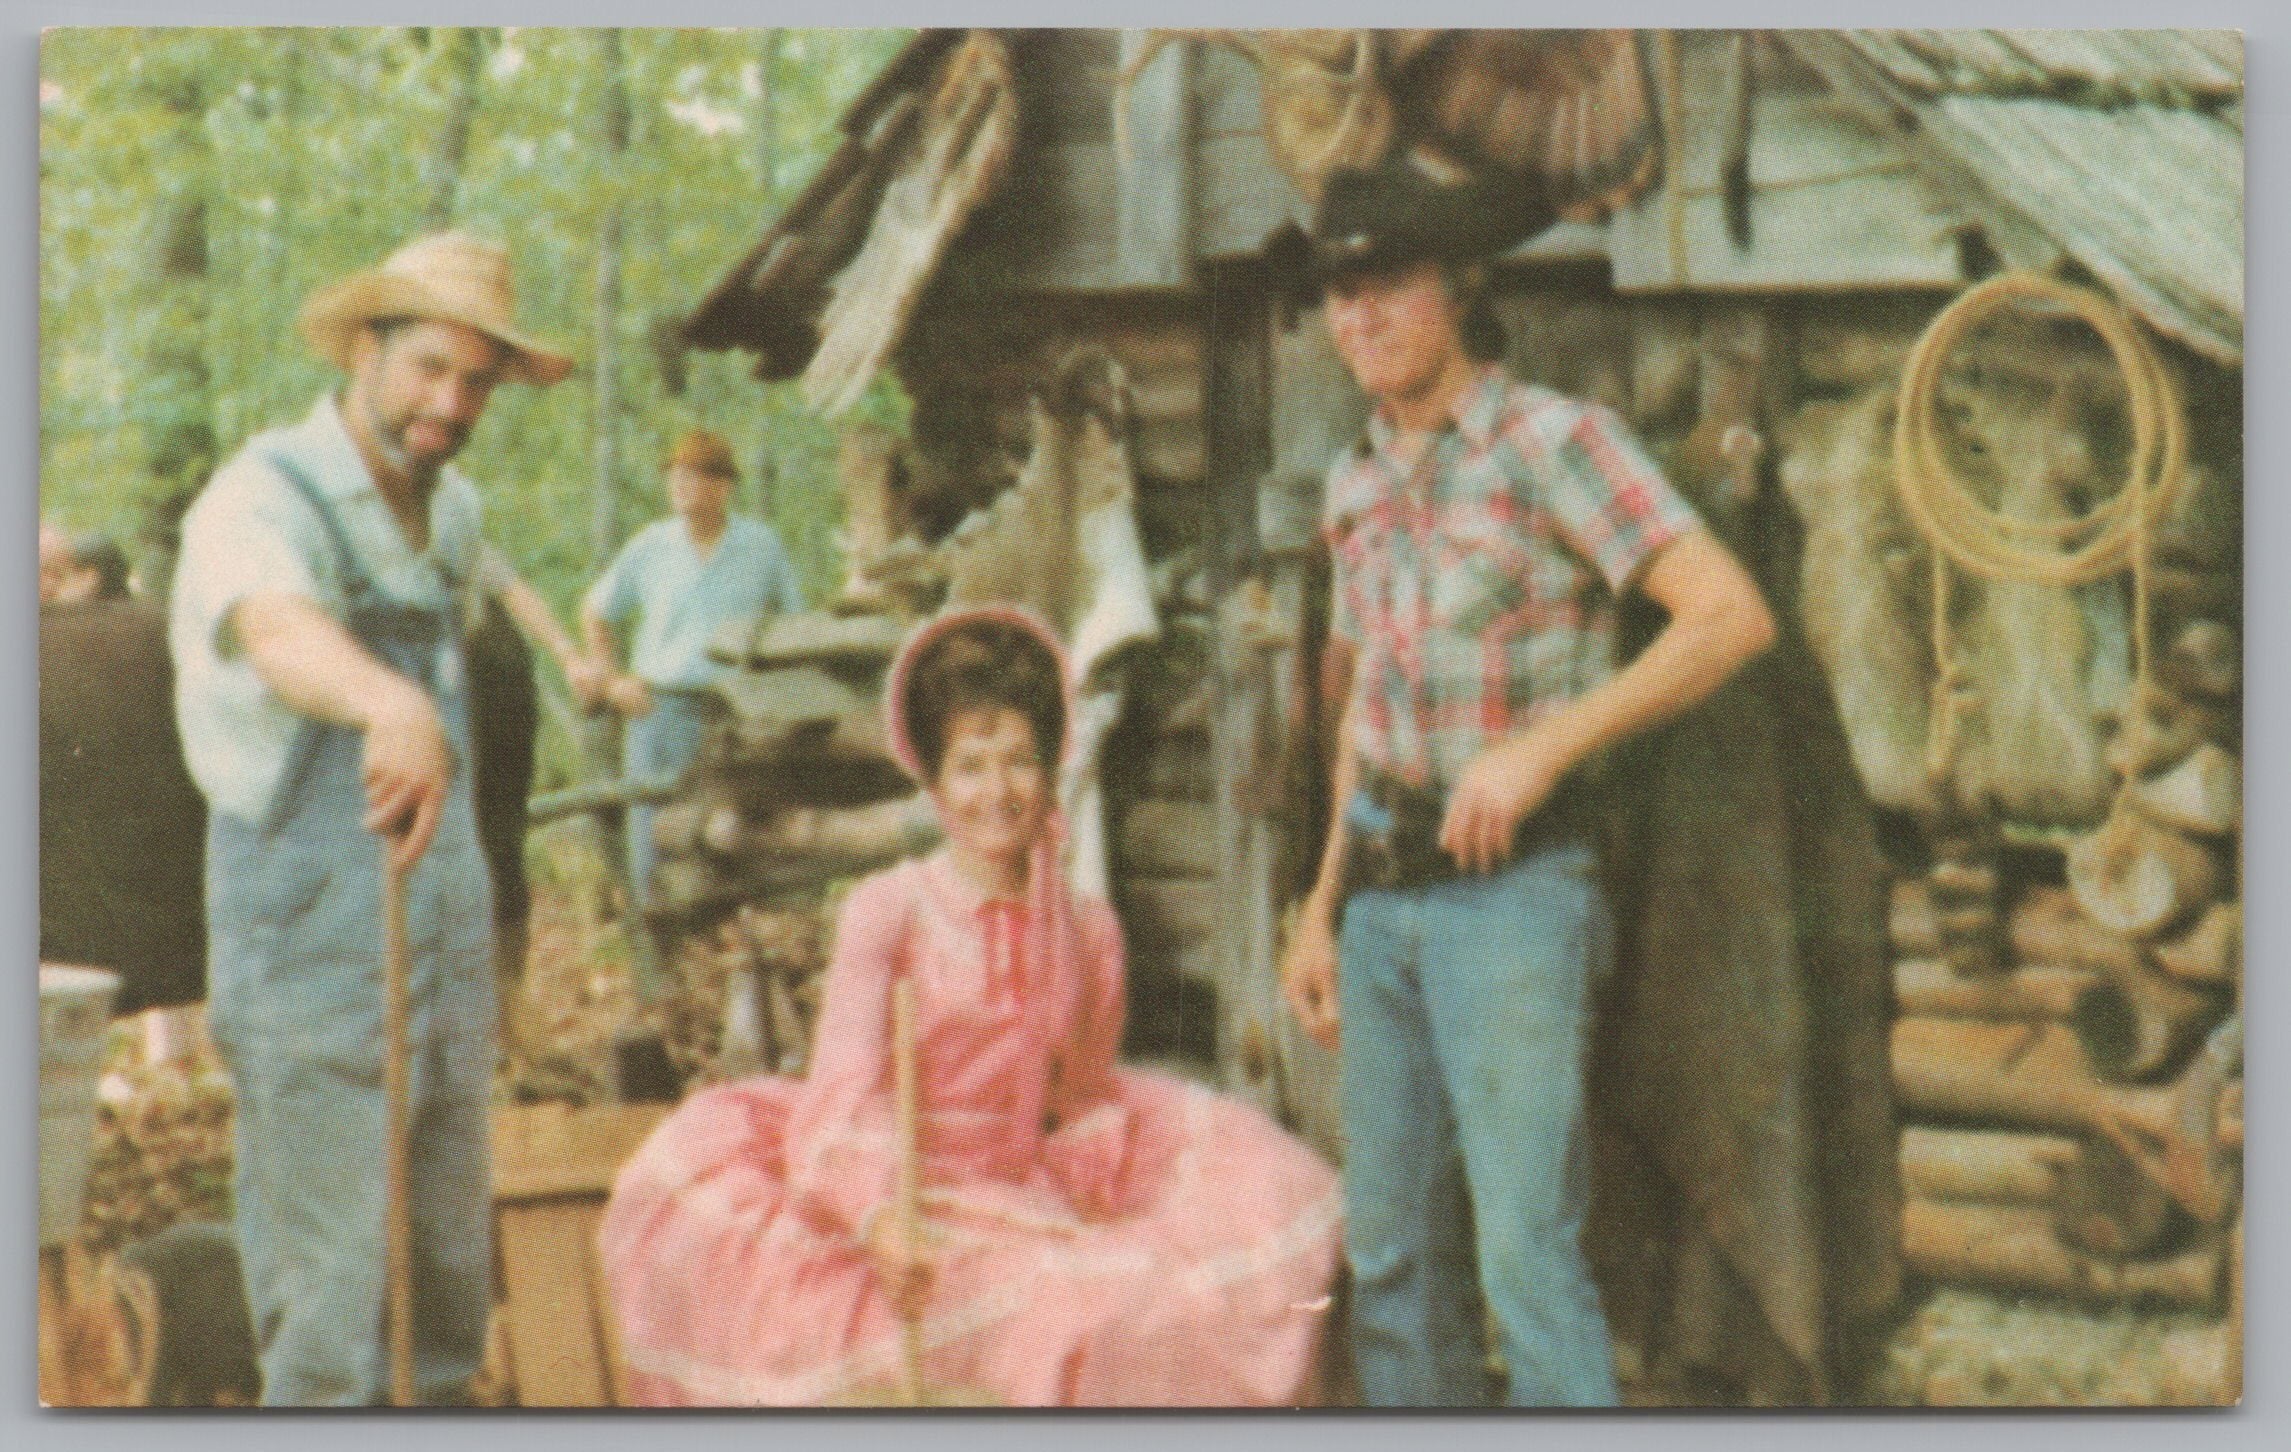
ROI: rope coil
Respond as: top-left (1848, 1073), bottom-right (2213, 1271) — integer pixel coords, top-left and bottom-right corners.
top-left (1890, 271), bottom-right (2190, 787)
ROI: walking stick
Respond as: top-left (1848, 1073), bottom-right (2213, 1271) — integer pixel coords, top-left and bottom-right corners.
top-left (382, 851), bottom-right (415, 1408)
top-left (891, 973), bottom-right (924, 1406)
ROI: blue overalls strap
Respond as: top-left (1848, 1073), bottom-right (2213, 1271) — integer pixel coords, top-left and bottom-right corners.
top-left (255, 451), bottom-right (461, 834)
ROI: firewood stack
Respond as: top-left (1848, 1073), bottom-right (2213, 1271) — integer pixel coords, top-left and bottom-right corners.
top-left (1888, 616), bottom-right (2242, 1313)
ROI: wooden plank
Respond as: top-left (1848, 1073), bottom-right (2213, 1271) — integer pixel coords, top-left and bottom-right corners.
top-left (1116, 30), bottom-right (1193, 288)
top-left (1607, 52), bottom-right (1963, 292)
top-left (497, 1201), bottom-right (610, 1407)
top-left (1194, 132), bottom-right (1307, 260)
top-left (1193, 38), bottom-right (1264, 139)
top-left (492, 1103), bottom-right (670, 1203)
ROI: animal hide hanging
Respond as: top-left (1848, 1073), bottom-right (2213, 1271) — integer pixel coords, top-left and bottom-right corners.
top-left (938, 349), bottom-right (1162, 897)
top-left (803, 32), bottom-right (1017, 417)
top-left (1777, 323), bottom-right (2138, 830)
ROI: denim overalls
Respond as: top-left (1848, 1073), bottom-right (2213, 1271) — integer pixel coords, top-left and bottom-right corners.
top-left (204, 454), bottom-right (495, 1406)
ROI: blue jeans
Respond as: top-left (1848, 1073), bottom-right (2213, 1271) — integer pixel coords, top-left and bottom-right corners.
top-left (1337, 830), bottom-right (1618, 1407)
top-left (206, 708), bottom-right (494, 1404)
top-left (622, 688), bottom-right (712, 911)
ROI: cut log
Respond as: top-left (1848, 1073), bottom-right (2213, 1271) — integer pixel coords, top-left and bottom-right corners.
top-left (2104, 686), bottom-right (2232, 779)
top-left (2160, 619), bottom-right (2239, 701)
top-left (2054, 1135), bottom-right (2178, 1259)
top-left (737, 795), bottom-right (940, 865)
top-left (2125, 744), bottom-right (2240, 839)
top-left (2152, 903), bottom-right (2240, 987)
top-left (1900, 1198), bottom-right (2221, 1310)
top-left (1898, 1126), bottom-right (2076, 1204)
top-left (1894, 958), bottom-right (2094, 1021)
top-left (1891, 1018), bottom-right (2236, 1222)
top-left (1891, 1018), bottom-right (2095, 1131)
top-left (2065, 806), bottom-right (2223, 941)
top-left (1889, 878), bottom-right (1941, 958)
top-left (1929, 858), bottom-right (1999, 903)
top-left (2068, 956), bottom-right (2228, 1083)
top-left (2007, 886), bottom-right (2149, 978)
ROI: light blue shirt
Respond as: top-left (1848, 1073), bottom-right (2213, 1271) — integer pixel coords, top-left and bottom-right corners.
top-left (169, 394), bottom-right (485, 825)
top-left (583, 514), bottom-right (805, 690)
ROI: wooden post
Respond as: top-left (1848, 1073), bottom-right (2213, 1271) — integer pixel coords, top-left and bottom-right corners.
top-left (1115, 31), bottom-right (1194, 290)
top-left (382, 857), bottom-right (415, 1407)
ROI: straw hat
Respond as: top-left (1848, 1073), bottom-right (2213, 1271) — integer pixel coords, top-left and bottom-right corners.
top-left (298, 231), bottom-right (574, 385)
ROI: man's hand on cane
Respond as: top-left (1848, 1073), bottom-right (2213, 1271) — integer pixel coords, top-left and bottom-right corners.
top-left (363, 677), bottom-right (454, 870)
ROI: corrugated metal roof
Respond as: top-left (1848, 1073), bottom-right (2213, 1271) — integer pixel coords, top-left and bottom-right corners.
top-left (1786, 29), bottom-right (2243, 363)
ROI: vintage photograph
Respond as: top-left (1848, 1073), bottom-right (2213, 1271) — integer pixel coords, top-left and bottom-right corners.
top-left (36, 26), bottom-right (2243, 1408)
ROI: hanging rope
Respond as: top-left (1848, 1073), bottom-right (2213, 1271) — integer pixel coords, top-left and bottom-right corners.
top-left (1890, 270), bottom-right (2191, 785)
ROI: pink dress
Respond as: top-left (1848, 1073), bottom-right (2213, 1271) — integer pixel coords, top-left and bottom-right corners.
top-left (598, 853), bottom-right (1343, 1406)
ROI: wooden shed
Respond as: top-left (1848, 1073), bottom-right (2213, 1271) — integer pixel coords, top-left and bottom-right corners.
top-left (681, 28), bottom-right (2243, 1404)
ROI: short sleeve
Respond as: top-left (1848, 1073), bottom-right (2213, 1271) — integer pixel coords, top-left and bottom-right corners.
top-left (582, 531), bottom-right (644, 624)
top-left (174, 459), bottom-right (329, 660)
top-left (1518, 401), bottom-right (1702, 594)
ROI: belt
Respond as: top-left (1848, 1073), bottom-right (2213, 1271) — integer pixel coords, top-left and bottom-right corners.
top-left (1340, 763), bottom-right (1592, 899)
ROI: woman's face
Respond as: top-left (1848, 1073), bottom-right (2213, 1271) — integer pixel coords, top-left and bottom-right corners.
top-left (929, 705), bottom-right (1053, 881)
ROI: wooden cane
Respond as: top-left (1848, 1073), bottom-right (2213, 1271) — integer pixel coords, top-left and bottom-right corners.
top-left (382, 852), bottom-right (415, 1408)
top-left (891, 973), bottom-right (924, 1406)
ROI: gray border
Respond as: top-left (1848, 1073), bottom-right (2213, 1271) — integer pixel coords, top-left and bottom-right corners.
top-left (9, 0), bottom-right (2278, 1448)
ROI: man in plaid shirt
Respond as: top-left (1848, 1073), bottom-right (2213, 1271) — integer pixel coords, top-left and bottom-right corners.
top-left (1274, 163), bottom-right (1776, 1406)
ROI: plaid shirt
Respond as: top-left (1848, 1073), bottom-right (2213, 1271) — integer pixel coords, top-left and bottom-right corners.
top-left (1323, 369), bottom-right (1702, 790)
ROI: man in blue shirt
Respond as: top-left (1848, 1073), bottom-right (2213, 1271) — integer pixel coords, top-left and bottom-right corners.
top-left (583, 429), bottom-right (805, 938)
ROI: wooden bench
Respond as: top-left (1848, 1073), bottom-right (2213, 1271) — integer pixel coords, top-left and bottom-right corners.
top-left (489, 1102), bottom-right (669, 1407)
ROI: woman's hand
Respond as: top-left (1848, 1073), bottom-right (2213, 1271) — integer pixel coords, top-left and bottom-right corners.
top-left (864, 1212), bottom-right (935, 1321)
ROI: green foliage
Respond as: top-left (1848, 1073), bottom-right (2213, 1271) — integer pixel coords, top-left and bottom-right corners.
top-left (41, 25), bottom-right (913, 619)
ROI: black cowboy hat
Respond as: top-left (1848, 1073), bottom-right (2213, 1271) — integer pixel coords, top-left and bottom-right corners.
top-left (1262, 157), bottom-right (1558, 304)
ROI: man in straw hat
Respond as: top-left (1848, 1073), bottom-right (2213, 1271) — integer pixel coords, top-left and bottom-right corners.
top-left (580, 426), bottom-right (804, 962)
top-left (1272, 161), bottom-right (1776, 1405)
top-left (168, 231), bottom-right (571, 1404)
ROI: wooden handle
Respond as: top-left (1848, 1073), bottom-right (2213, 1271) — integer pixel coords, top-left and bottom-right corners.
top-left (892, 974), bottom-right (922, 1406)
top-left (382, 855), bottom-right (415, 1409)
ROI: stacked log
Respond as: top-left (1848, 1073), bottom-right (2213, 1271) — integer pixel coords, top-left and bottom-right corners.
top-left (1886, 612), bottom-right (2241, 1312)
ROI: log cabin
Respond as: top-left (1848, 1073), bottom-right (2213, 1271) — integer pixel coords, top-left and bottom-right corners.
top-left (672, 28), bottom-right (2243, 1404)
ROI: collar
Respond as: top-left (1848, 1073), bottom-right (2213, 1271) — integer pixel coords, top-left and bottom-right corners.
top-left (295, 392), bottom-right (471, 509)
top-left (919, 849), bottom-right (1025, 919)
top-left (1363, 366), bottom-right (1508, 466)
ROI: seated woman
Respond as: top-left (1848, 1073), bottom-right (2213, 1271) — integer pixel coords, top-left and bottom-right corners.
top-left (599, 607), bottom-right (1342, 1406)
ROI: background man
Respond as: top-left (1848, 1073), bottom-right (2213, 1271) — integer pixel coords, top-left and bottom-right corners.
top-left (169, 231), bottom-right (571, 1404)
top-left (581, 428), bottom-right (804, 939)
top-left (1275, 163), bottom-right (1777, 1406)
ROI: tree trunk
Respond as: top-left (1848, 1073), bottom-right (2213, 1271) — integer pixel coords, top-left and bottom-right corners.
top-left (590, 28), bottom-right (630, 571)
top-left (146, 62), bottom-right (215, 511)
top-left (751, 28), bottom-right (781, 505)
top-left (421, 29), bottom-right (488, 229)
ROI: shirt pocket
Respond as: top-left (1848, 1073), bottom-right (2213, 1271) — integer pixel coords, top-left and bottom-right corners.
top-left (1433, 515), bottom-right (1534, 637)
